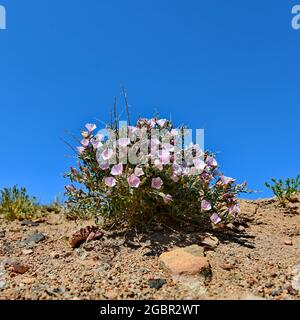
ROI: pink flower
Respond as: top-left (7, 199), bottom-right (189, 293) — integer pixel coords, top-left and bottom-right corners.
top-left (154, 159), bottom-right (163, 171)
top-left (81, 139), bottom-right (89, 147)
top-left (163, 194), bottom-right (173, 204)
top-left (91, 139), bottom-right (102, 149)
top-left (206, 156), bottom-right (218, 167)
top-left (171, 174), bottom-right (179, 182)
top-left (193, 158), bottom-right (206, 171)
top-left (152, 177), bottom-right (163, 190)
top-left (101, 149), bottom-right (114, 161)
top-left (104, 176), bottom-right (116, 187)
top-left (170, 129), bottom-right (178, 136)
top-left (81, 131), bottom-right (89, 138)
top-left (94, 133), bottom-right (104, 141)
top-left (159, 150), bottom-right (170, 164)
top-left (127, 174), bottom-right (141, 188)
top-left (150, 138), bottom-right (160, 150)
top-left (220, 176), bottom-right (236, 185)
top-left (128, 126), bottom-right (138, 136)
top-left (201, 172), bottom-right (214, 182)
top-left (99, 162), bottom-right (109, 170)
top-left (85, 123), bottom-right (97, 132)
top-left (172, 164), bottom-right (183, 176)
top-left (77, 146), bottom-right (85, 154)
top-left (134, 167), bottom-right (144, 177)
top-left (111, 163), bottom-right (123, 176)
top-left (157, 119), bottom-right (167, 127)
top-left (162, 143), bottom-right (174, 152)
top-left (201, 200), bottom-right (212, 211)
top-left (118, 138), bottom-right (131, 147)
top-left (210, 213), bottom-right (221, 224)
top-left (149, 118), bottom-right (157, 128)
top-left (229, 203), bottom-right (240, 217)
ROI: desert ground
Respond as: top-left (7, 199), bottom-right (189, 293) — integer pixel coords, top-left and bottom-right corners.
top-left (0, 197), bottom-right (299, 300)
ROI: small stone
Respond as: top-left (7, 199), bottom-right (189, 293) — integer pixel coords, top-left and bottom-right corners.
top-left (21, 277), bottom-right (35, 284)
top-left (226, 223), bottom-right (236, 231)
top-left (221, 263), bottom-right (236, 271)
top-left (21, 220), bottom-right (39, 227)
top-left (0, 230), bottom-right (5, 238)
top-left (104, 288), bottom-right (119, 299)
top-left (287, 285), bottom-right (299, 295)
top-left (159, 245), bottom-right (211, 277)
top-left (271, 289), bottom-right (281, 296)
top-left (22, 249), bottom-right (33, 255)
top-left (284, 240), bottom-right (293, 246)
top-left (238, 225), bottom-right (245, 232)
top-left (10, 263), bottom-right (29, 274)
top-left (0, 280), bottom-right (5, 289)
top-left (24, 232), bottom-right (45, 244)
top-left (201, 235), bottom-right (219, 249)
top-left (62, 251), bottom-right (73, 258)
top-left (291, 264), bottom-right (300, 291)
top-left (152, 224), bottom-right (164, 231)
top-left (50, 252), bottom-right (59, 259)
top-left (149, 279), bottom-right (166, 289)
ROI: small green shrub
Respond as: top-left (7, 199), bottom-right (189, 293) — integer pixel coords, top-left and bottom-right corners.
top-left (0, 186), bottom-right (38, 220)
top-left (265, 175), bottom-right (300, 204)
top-left (64, 113), bottom-right (247, 226)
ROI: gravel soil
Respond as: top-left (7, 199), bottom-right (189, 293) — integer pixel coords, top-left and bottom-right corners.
top-left (0, 197), bottom-right (299, 300)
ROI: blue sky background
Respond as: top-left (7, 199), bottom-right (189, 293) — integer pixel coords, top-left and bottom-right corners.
top-left (0, 0), bottom-right (300, 203)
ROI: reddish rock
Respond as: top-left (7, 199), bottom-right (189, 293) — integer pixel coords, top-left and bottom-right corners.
top-left (10, 263), bottom-right (29, 274)
top-left (159, 245), bottom-right (211, 276)
top-left (284, 240), bottom-right (293, 246)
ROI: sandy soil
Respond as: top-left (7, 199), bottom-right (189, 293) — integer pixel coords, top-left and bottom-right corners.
top-left (0, 197), bottom-right (299, 300)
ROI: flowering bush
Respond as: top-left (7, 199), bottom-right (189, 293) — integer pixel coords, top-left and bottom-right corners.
top-left (64, 116), bottom-right (247, 226)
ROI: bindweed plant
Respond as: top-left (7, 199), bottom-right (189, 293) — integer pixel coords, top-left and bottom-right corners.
top-left (0, 186), bottom-right (38, 220)
top-left (265, 175), bottom-right (300, 204)
top-left (64, 114), bottom-right (247, 227)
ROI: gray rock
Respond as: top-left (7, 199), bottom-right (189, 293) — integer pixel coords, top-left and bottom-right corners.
top-left (21, 220), bottom-right (39, 227)
top-left (24, 232), bottom-right (45, 245)
top-left (0, 230), bottom-right (5, 238)
top-left (0, 264), bottom-right (6, 289)
top-left (149, 279), bottom-right (166, 289)
top-left (291, 264), bottom-right (300, 291)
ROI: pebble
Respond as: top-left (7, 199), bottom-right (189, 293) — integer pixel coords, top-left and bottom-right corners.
top-left (10, 263), bottom-right (29, 274)
top-left (21, 220), bottom-right (39, 227)
top-left (0, 264), bottom-right (6, 289)
top-left (149, 279), bottom-right (166, 289)
top-left (221, 263), bottom-right (236, 271)
top-left (24, 232), bottom-right (45, 245)
top-left (21, 277), bottom-right (36, 284)
top-left (0, 230), bottom-right (5, 238)
top-left (284, 240), bottom-right (293, 246)
top-left (22, 249), bottom-right (34, 255)
top-left (238, 225), bottom-right (245, 232)
top-left (50, 252), bottom-right (59, 259)
top-left (104, 288), bottom-right (119, 299)
top-left (201, 235), bottom-right (219, 249)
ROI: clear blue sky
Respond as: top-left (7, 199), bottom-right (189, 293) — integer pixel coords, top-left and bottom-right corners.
top-left (0, 0), bottom-right (300, 203)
